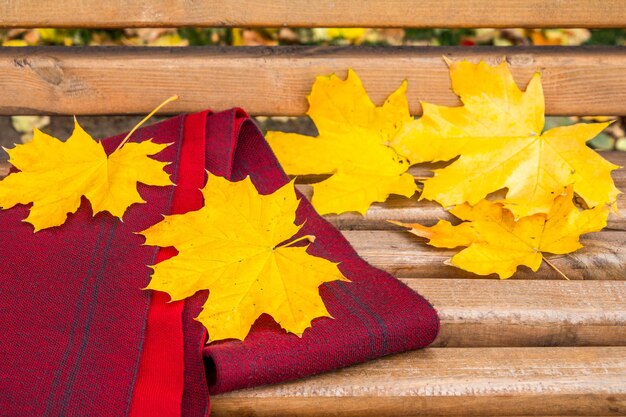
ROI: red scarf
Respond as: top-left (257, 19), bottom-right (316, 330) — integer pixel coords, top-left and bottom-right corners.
top-left (0, 109), bottom-right (439, 417)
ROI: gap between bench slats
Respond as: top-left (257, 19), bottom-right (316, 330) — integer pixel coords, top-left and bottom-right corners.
top-left (1, 46), bottom-right (626, 116)
top-left (1, 0), bottom-right (625, 28)
top-left (211, 347), bottom-right (626, 416)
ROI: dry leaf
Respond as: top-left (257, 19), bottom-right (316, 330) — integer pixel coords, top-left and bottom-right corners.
top-left (139, 175), bottom-right (348, 342)
top-left (11, 115), bottom-right (51, 143)
top-left (393, 59), bottom-right (620, 218)
top-left (266, 69), bottom-right (417, 215)
top-left (318, 28), bottom-right (367, 44)
top-left (392, 188), bottom-right (608, 278)
top-left (0, 120), bottom-right (171, 231)
top-left (1, 39), bottom-right (29, 47)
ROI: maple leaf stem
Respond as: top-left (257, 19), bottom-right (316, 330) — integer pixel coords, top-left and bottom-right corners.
top-left (281, 234), bottom-right (316, 248)
top-left (114, 95), bottom-right (179, 152)
top-left (542, 256), bottom-right (570, 281)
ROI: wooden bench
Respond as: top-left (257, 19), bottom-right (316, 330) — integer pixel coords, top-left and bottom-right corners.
top-left (1, 1), bottom-right (625, 415)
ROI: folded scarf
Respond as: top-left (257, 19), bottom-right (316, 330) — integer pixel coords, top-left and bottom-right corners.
top-left (0, 109), bottom-right (439, 417)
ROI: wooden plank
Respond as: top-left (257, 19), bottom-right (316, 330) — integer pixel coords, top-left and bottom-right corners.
top-left (342, 229), bottom-right (626, 279)
top-left (1, 46), bottom-right (626, 116)
top-left (1, 0), bottom-right (625, 28)
top-left (211, 347), bottom-right (626, 416)
top-left (413, 279), bottom-right (626, 347)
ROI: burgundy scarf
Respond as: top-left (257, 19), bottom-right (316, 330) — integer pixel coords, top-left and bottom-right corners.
top-left (0, 109), bottom-right (439, 416)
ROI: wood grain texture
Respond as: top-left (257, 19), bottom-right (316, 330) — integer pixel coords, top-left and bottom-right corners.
top-left (1, 0), bottom-right (625, 28)
top-left (2, 46), bottom-right (626, 116)
top-left (343, 229), bottom-right (626, 280)
top-left (414, 279), bottom-right (626, 347)
top-left (211, 347), bottom-right (626, 416)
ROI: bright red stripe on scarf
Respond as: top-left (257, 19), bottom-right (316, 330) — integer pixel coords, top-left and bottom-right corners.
top-left (129, 112), bottom-right (209, 417)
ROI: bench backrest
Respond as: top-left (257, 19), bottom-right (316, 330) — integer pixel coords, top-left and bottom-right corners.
top-left (1, 1), bottom-right (625, 117)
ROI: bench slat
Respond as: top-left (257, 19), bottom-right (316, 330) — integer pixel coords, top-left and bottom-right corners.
top-left (343, 230), bottom-right (626, 280)
top-left (415, 279), bottom-right (626, 347)
top-left (1, 46), bottom-right (626, 116)
top-left (1, 0), bottom-right (625, 28)
top-left (211, 347), bottom-right (626, 416)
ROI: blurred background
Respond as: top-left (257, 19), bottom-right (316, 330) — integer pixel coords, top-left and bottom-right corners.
top-left (1, 27), bottom-right (625, 150)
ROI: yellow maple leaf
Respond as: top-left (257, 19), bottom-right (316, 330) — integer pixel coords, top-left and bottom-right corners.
top-left (0, 120), bottom-right (171, 231)
top-left (315, 28), bottom-right (367, 43)
top-left (391, 188), bottom-right (608, 279)
top-left (393, 59), bottom-right (620, 218)
top-left (266, 69), bottom-right (417, 215)
top-left (139, 174), bottom-right (348, 342)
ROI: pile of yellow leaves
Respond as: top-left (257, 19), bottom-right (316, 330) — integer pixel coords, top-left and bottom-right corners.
top-left (267, 60), bottom-right (620, 278)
